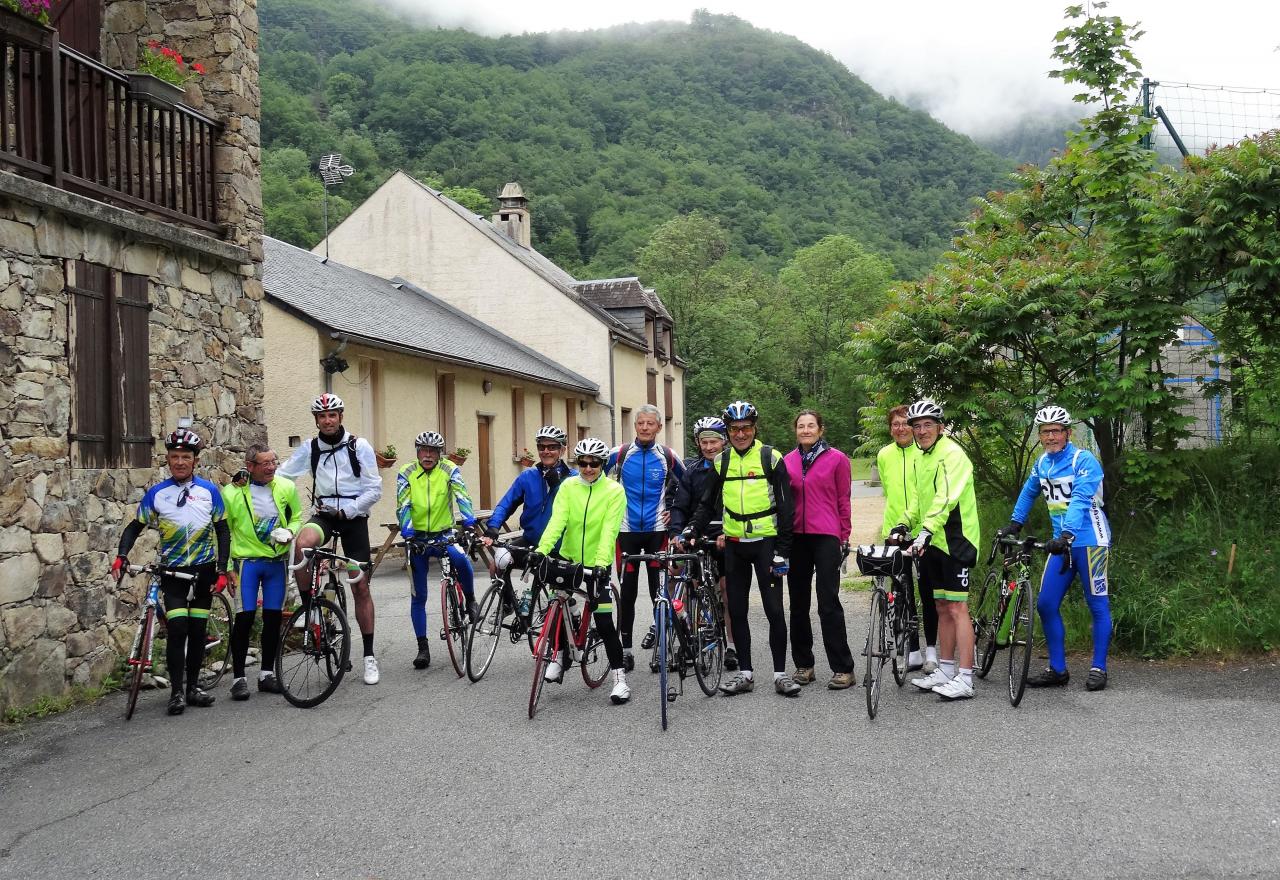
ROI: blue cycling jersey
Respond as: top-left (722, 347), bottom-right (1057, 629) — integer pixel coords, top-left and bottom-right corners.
top-left (606, 440), bottom-right (685, 533)
top-left (1012, 442), bottom-right (1110, 547)
top-left (488, 461), bottom-right (575, 544)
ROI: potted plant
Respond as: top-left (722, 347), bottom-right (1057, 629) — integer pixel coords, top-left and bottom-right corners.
top-left (447, 447), bottom-right (470, 466)
top-left (128, 40), bottom-right (206, 107)
top-left (516, 447), bottom-right (535, 467)
top-left (375, 443), bottom-right (397, 469)
top-left (0, 0), bottom-right (53, 45)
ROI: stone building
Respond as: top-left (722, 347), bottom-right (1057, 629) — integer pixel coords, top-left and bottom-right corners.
top-left (315, 172), bottom-right (687, 456)
top-left (0, 0), bottom-right (263, 712)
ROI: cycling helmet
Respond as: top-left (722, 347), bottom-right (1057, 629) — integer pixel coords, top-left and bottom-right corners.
top-left (164, 428), bottom-right (203, 452)
top-left (573, 437), bottom-right (609, 460)
top-left (493, 546), bottom-right (512, 571)
top-left (311, 393), bottom-right (345, 413)
top-left (722, 400), bottom-right (758, 423)
top-left (905, 398), bottom-right (944, 424)
top-left (1034, 405), bottom-right (1072, 427)
top-left (692, 416), bottom-right (727, 439)
top-left (534, 425), bottom-right (568, 446)
top-left (415, 431), bottom-right (446, 449)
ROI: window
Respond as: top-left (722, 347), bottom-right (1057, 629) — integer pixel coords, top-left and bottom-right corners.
top-left (436, 372), bottom-right (456, 445)
top-left (620, 406), bottom-right (631, 443)
top-left (68, 260), bottom-right (152, 468)
top-left (541, 392), bottom-right (553, 427)
top-left (511, 387), bottom-right (525, 456)
top-left (664, 376), bottom-right (674, 424)
top-left (647, 369), bottom-right (658, 406)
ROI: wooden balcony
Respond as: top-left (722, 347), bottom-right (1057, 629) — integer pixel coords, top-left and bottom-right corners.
top-left (0, 15), bottom-right (222, 232)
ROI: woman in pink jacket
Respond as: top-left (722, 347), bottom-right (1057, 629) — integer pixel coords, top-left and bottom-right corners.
top-left (784, 410), bottom-right (855, 690)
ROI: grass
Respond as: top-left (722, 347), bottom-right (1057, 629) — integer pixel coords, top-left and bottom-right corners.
top-left (850, 456), bottom-right (874, 482)
top-left (1, 675), bottom-right (121, 726)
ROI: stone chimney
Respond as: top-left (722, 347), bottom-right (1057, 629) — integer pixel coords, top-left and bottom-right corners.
top-left (492, 181), bottom-right (530, 248)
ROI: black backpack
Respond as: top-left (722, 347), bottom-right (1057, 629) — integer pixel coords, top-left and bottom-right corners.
top-left (715, 445), bottom-right (775, 484)
top-left (310, 433), bottom-right (362, 481)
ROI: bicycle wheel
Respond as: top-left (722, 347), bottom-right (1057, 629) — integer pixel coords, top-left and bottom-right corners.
top-left (124, 608), bottom-right (155, 721)
top-left (466, 582), bottom-right (505, 682)
top-left (526, 586), bottom-right (549, 655)
top-left (529, 601), bottom-right (562, 718)
top-left (200, 591), bottom-right (233, 689)
top-left (690, 587), bottom-right (723, 696)
top-left (884, 578), bottom-right (907, 687)
top-left (441, 576), bottom-right (466, 678)
top-left (656, 602), bottom-right (670, 730)
top-left (973, 570), bottom-right (1002, 679)
top-left (276, 598), bottom-right (350, 708)
top-left (1007, 578), bottom-right (1035, 707)
top-left (864, 587), bottom-right (887, 719)
top-left (580, 612), bottom-right (610, 688)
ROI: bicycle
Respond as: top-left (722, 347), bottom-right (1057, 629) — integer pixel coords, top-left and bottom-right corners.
top-left (465, 540), bottom-right (545, 682)
top-left (400, 529), bottom-right (475, 678)
top-left (527, 558), bottom-right (613, 719)
top-left (855, 544), bottom-right (915, 719)
top-left (120, 563), bottom-right (232, 720)
top-left (970, 534), bottom-right (1052, 707)
top-left (276, 545), bottom-right (360, 708)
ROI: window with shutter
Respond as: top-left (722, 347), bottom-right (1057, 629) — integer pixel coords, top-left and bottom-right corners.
top-left (68, 260), bottom-right (152, 468)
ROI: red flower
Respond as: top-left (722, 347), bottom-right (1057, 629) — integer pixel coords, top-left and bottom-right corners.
top-left (192, 62), bottom-right (206, 75)
top-left (148, 40), bottom-right (160, 49)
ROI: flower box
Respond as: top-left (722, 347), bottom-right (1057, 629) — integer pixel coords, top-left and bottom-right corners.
top-left (0, 6), bottom-right (54, 48)
top-left (126, 72), bottom-right (187, 108)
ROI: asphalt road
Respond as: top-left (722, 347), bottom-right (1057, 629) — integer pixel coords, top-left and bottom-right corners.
top-left (2, 568), bottom-right (1278, 880)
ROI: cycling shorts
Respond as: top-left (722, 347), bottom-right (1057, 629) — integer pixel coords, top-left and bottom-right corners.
top-left (918, 545), bottom-right (971, 603)
top-left (303, 513), bottom-right (371, 563)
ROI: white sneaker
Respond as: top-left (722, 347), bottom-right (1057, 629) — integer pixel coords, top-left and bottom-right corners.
top-left (544, 660), bottom-right (564, 683)
top-left (363, 655), bottom-right (380, 685)
top-left (911, 668), bottom-right (950, 691)
top-left (933, 676), bottom-right (974, 700)
top-left (610, 670), bottom-right (631, 705)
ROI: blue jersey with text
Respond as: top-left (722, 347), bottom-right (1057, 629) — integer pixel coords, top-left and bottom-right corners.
top-left (1012, 442), bottom-right (1110, 548)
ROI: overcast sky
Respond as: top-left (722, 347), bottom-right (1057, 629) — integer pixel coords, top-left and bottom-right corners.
top-left (379, 0), bottom-right (1278, 138)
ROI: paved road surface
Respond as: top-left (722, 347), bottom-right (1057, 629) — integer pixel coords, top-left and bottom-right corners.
top-left (2, 566), bottom-right (1278, 880)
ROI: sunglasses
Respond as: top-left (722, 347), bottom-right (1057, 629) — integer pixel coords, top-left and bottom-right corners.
top-left (727, 425), bottom-right (754, 435)
top-left (176, 486), bottom-right (191, 508)
top-left (576, 458), bottom-right (604, 469)
top-left (536, 444), bottom-right (561, 452)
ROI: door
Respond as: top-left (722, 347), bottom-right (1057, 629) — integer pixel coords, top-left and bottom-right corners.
top-left (477, 415), bottom-right (493, 510)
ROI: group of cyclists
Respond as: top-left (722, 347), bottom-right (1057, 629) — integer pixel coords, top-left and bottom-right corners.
top-left (110, 388), bottom-right (1114, 716)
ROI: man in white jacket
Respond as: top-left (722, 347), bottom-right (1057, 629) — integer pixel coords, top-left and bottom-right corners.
top-left (278, 393), bottom-right (385, 684)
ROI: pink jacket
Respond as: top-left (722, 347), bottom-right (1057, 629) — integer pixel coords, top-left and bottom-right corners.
top-left (785, 446), bottom-right (852, 542)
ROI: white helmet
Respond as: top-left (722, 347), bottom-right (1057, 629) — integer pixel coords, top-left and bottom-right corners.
top-left (415, 431), bottom-right (446, 449)
top-left (493, 546), bottom-right (512, 571)
top-left (573, 437), bottom-right (609, 460)
top-left (534, 425), bottom-right (568, 445)
top-left (906, 398), bottom-right (944, 424)
top-left (311, 392), bottom-right (344, 413)
top-left (1034, 405), bottom-right (1072, 427)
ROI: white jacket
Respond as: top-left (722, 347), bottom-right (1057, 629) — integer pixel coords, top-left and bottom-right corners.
top-left (278, 430), bottom-right (383, 519)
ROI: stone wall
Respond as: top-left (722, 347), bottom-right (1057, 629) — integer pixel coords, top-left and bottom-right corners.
top-left (0, 193), bottom-right (263, 713)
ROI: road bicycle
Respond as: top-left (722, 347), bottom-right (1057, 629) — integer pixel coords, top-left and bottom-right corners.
top-left (527, 558), bottom-right (613, 719)
top-left (120, 563), bottom-right (232, 720)
top-left (855, 544), bottom-right (915, 719)
top-left (276, 545), bottom-right (361, 707)
top-left (465, 540), bottom-right (546, 682)
top-left (625, 548), bottom-right (721, 730)
top-left (970, 534), bottom-right (1052, 707)
top-left (400, 529), bottom-right (476, 678)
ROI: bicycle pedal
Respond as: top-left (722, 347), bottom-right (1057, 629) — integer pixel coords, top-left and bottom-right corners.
top-left (667, 689), bottom-right (677, 703)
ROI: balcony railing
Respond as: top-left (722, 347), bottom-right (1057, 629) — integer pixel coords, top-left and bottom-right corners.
top-left (0, 17), bottom-right (222, 232)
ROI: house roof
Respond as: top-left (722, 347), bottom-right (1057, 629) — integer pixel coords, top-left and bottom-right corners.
top-left (389, 173), bottom-right (649, 350)
top-left (574, 276), bottom-right (673, 320)
top-left (262, 236), bottom-right (598, 395)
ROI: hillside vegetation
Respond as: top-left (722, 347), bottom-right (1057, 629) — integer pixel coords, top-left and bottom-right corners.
top-left (259, 0), bottom-right (1012, 277)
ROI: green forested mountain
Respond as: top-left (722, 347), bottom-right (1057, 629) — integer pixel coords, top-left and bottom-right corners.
top-left (260, 0), bottom-right (1013, 277)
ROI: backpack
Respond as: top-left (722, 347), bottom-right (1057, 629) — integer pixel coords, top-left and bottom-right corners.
top-left (613, 441), bottom-right (678, 477)
top-left (310, 433), bottom-right (362, 481)
top-left (715, 444), bottom-right (777, 526)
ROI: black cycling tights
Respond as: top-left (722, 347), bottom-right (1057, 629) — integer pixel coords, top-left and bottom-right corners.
top-left (616, 531), bottom-right (666, 649)
top-left (723, 538), bottom-right (787, 674)
top-left (231, 610), bottom-right (283, 679)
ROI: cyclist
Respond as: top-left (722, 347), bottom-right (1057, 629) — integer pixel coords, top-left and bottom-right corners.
top-left (221, 444), bottom-right (302, 700)
top-left (482, 425), bottom-right (575, 613)
top-left (533, 437), bottom-right (630, 704)
top-left (689, 401), bottom-right (798, 698)
top-left (397, 430), bottom-right (479, 670)
top-left (669, 416), bottom-right (735, 669)
top-left (892, 399), bottom-right (982, 701)
top-left (877, 404), bottom-right (934, 672)
top-left (784, 409), bottom-right (855, 690)
top-left (998, 405), bottom-right (1112, 691)
top-left (111, 429), bottom-right (230, 716)
top-left (277, 393), bottom-right (384, 685)
top-left (606, 404), bottom-right (685, 671)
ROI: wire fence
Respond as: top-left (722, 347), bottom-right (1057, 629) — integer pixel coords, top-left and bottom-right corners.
top-left (1144, 79), bottom-right (1280, 162)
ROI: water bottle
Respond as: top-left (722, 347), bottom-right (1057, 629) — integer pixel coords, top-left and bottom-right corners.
top-left (517, 588), bottom-right (532, 617)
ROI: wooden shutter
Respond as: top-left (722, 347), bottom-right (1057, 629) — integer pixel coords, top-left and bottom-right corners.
top-left (647, 370), bottom-right (658, 406)
top-left (117, 273), bottom-right (152, 467)
top-left (51, 0), bottom-right (103, 59)
top-left (68, 260), bottom-right (110, 467)
top-left (664, 376), bottom-right (674, 423)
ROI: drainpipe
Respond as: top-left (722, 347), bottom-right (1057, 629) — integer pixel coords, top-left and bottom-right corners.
top-left (608, 333), bottom-right (618, 446)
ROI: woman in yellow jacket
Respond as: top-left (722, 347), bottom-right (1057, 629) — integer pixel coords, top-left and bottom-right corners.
top-left (535, 437), bottom-right (630, 704)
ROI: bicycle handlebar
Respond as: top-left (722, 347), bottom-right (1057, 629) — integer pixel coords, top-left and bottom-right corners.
top-left (126, 563), bottom-right (195, 581)
top-left (622, 551), bottom-right (702, 565)
top-left (288, 546), bottom-right (370, 587)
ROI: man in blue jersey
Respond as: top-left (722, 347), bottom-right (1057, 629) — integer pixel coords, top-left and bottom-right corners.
top-left (482, 425), bottom-right (575, 612)
top-left (606, 404), bottom-right (685, 670)
top-left (998, 405), bottom-right (1113, 691)
top-left (112, 429), bottom-right (231, 716)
